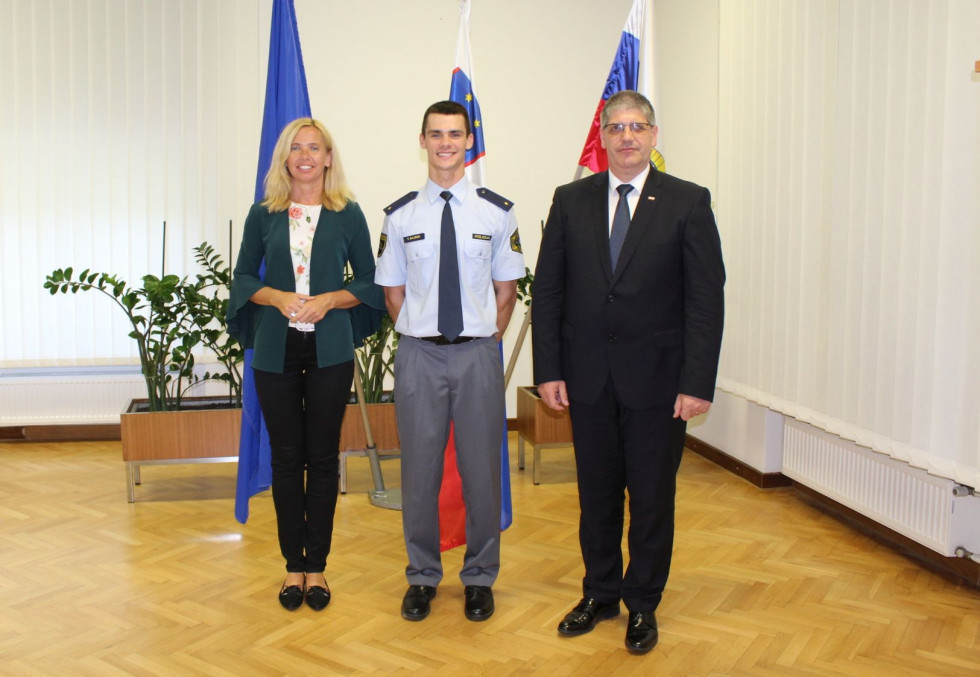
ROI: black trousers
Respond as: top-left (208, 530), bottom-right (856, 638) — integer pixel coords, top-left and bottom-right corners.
top-left (568, 376), bottom-right (687, 613)
top-left (253, 329), bottom-right (354, 573)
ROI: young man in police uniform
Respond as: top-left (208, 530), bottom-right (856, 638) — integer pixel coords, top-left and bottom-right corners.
top-left (374, 100), bottom-right (525, 623)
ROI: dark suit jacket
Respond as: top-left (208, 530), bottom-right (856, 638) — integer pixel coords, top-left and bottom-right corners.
top-left (227, 201), bottom-right (385, 373)
top-left (532, 165), bottom-right (725, 410)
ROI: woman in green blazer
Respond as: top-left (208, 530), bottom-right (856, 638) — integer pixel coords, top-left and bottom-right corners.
top-left (227, 118), bottom-right (384, 612)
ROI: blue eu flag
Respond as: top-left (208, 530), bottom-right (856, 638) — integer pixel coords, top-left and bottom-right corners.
top-left (235, 0), bottom-right (312, 524)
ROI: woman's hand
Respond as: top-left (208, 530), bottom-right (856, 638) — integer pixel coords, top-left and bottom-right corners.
top-left (268, 290), bottom-right (316, 321)
top-left (290, 292), bottom-right (340, 324)
top-left (253, 287), bottom-right (357, 324)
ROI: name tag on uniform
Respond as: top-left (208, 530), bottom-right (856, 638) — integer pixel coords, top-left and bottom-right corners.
top-left (403, 233), bottom-right (425, 243)
top-left (472, 233), bottom-right (491, 241)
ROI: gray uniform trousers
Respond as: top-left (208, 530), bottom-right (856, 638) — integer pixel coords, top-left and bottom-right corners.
top-left (394, 336), bottom-right (504, 587)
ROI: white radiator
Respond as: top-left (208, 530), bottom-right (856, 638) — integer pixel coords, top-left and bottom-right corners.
top-left (0, 371), bottom-right (232, 426)
top-left (782, 418), bottom-right (980, 557)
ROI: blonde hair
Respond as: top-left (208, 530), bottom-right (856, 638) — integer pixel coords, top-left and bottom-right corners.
top-left (261, 118), bottom-right (354, 212)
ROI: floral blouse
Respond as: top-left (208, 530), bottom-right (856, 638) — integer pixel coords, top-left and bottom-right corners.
top-left (288, 202), bottom-right (322, 331)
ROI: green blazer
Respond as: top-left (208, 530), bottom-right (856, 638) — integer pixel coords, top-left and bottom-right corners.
top-left (227, 201), bottom-right (385, 373)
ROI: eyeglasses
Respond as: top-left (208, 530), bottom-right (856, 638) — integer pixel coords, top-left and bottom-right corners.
top-left (602, 122), bottom-right (654, 135)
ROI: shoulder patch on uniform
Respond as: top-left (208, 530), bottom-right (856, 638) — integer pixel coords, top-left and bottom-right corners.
top-left (510, 228), bottom-right (523, 253)
top-left (476, 187), bottom-right (514, 212)
top-left (383, 191), bottom-right (418, 215)
top-left (377, 233), bottom-right (387, 258)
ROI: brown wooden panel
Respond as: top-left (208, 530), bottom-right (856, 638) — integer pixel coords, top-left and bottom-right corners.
top-left (339, 403), bottom-right (400, 451)
top-left (121, 407), bottom-right (241, 461)
top-left (516, 386), bottom-right (573, 445)
top-left (1, 424), bottom-right (122, 442)
top-left (686, 434), bottom-right (792, 489)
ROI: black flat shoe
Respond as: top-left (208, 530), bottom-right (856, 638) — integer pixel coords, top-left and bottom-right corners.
top-left (625, 611), bottom-right (659, 654)
top-left (557, 597), bottom-right (620, 636)
top-left (401, 585), bottom-right (437, 621)
top-left (305, 584), bottom-right (331, 611)
top-left (278, 582), bottom-right (304, 611)
top-left (463, 585), bottom-right (494, 622)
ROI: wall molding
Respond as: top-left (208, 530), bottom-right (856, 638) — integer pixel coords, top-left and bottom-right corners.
top-left (685, 434), bottom-right (790, 488)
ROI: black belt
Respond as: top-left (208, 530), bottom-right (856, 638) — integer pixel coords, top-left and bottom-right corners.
top-left (418, 335), bottom-right (481, 345)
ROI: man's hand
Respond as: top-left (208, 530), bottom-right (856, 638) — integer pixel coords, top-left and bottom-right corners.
top-left (673, 393), bottom-right (712, 421)
top-left (537, 380), bottom-right (569, 412)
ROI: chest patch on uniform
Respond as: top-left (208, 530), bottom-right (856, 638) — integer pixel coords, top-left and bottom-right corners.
top-left (403, 233), bottom-right (425, 243)
top-left (377, 233), bottom-right (387, 258)
top-left (472, 233), bottom-right (491, 241)
top-left (510, 228), bottom-right (523, 253)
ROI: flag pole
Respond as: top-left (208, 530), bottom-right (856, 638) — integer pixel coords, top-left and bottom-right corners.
top-left (503, 304), bottom-right (530, 390)
top-left (353, 360), bottom-right (402, 510)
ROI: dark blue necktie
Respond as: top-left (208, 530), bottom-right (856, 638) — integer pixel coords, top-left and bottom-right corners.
top-left (438, 190), bottom-right (463, 341)
top-left (609, 183), bottom-right (634, 271)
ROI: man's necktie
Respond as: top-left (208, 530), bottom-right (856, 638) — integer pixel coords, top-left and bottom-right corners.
top-left (438, 190), bottom-right (464, 341)
top-left (609, 183), bottom-right (634, 272)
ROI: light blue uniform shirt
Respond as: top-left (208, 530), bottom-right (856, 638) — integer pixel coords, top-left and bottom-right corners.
top-left (375, 176), bottom-right (525, 338)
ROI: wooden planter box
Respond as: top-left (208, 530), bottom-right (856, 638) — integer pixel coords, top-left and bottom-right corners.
top-left (338, 401), bottom-right (400, 494)
top-left (516, 386), bottom-right (574, 484)
top-left (339, 402), bottom-right (399, 451)
top-left (121, 396), bottom-right (241, 502)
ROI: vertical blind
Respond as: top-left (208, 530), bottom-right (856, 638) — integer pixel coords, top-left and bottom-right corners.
top-left (717, 0), bottom-right (980, 487)
top-left (0, 0), bottom-right (261, 368)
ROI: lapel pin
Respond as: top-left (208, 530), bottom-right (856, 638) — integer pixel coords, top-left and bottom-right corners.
top-left (647, 196), bottom-right (656, 201)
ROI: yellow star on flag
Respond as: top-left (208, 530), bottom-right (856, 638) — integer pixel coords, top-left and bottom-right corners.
top-left (651, 148), bottom-right (666, 172)
top-left (465, 93), bottom-right (473, 102)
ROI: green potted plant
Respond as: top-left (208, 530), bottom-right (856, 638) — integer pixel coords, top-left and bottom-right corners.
top-left (44, 242), bottom-right (242, 411)
top-left (179, 243), bottom-right (245, 407)
top-left (43, 242), bottom-right (244, 501)
top-left (353, 311), bottom-right (397, 405)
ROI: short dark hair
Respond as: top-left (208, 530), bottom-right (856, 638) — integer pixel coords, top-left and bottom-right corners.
top-left (421, 100), bottom-right (471, 136)
top-left (601, 90), bottom-right (656, 127)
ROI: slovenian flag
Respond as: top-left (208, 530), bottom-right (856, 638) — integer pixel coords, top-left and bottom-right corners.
top-left (235, 0), bottom-right (312, 524)
top-left (439, 0), bottom-right (513, 551)
top-left (449, 0), bottom-right (487, 187)
top-left (577, 0), bottom-right (645, 173)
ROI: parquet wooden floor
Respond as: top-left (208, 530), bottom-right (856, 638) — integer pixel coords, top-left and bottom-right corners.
top-left (1, 435), bottom-right (978, 676)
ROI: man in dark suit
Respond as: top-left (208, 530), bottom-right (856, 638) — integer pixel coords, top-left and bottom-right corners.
top-left (532, 90), bottom-right (725, 654)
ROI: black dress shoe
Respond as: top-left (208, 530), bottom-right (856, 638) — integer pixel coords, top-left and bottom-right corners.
top-left (305, 584), bottom-right (331, 611)
top-left (625, 611), bottom-right (659, 654)
top-left (557, 597), bottom-right (621, 636)
top-left (463, 585), bottom-right (494, 622)
top-left (278, 582), bottom-right (304, 611)
top-left (401, 585), bottom-right (437, 621)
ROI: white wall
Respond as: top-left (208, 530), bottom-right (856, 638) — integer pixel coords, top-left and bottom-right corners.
top-left (689, 389), bottom-right (784, 474)
top-left (655, 0), bottom-right (719, 194)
